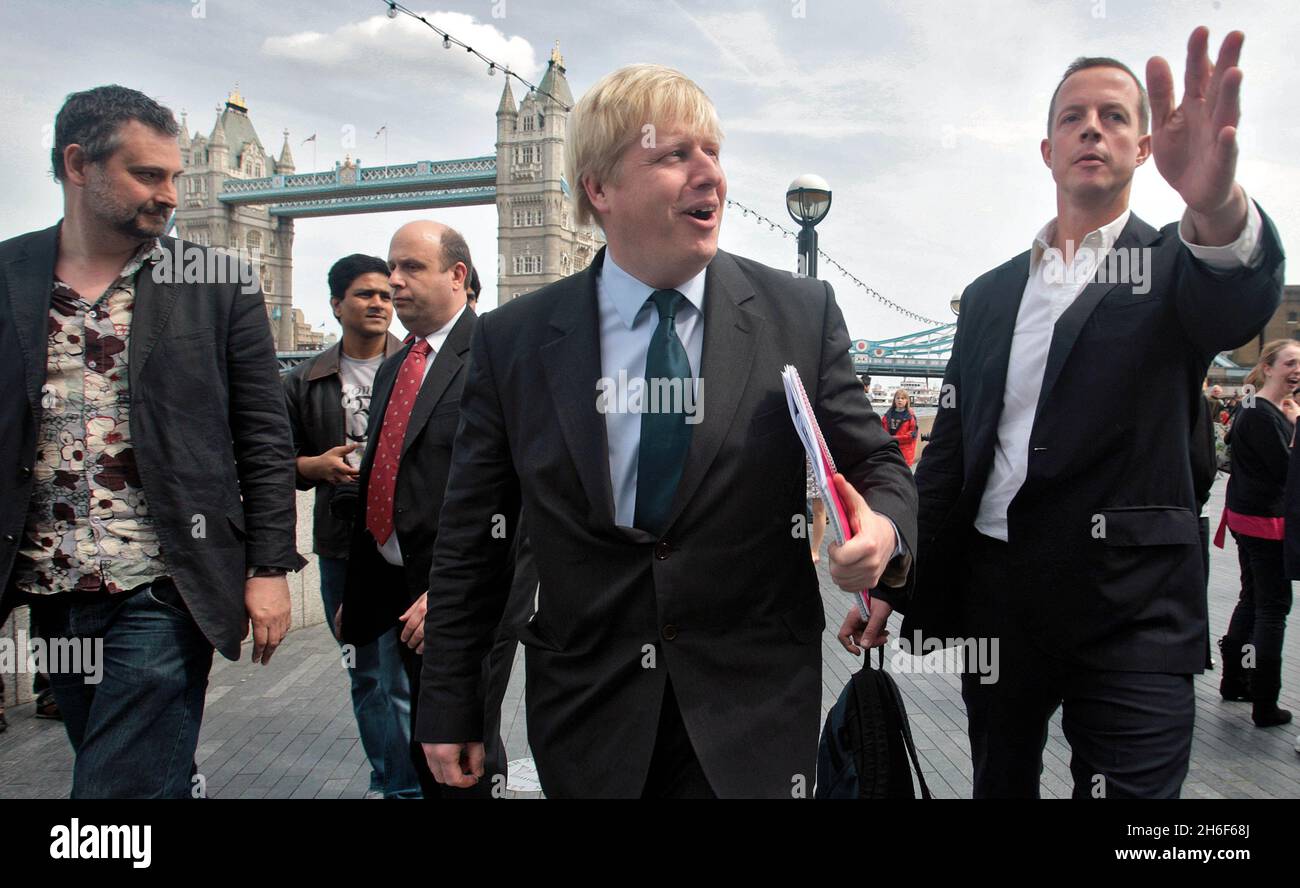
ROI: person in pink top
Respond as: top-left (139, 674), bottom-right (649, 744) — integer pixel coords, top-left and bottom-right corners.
top-left (1216, 339), bottom-right (1300, 727)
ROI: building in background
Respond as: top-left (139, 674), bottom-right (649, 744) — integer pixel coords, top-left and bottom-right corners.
top-left (1232, 284), bottom-right (1300, 368)
top-left (292, 308), bottom-right (326, 351)
top-left (494, 45), bottom-right (603, 305)
top-left (174, 88), bottom-right (297, 348)
top-left (171, 49), bottom-right (603, 350)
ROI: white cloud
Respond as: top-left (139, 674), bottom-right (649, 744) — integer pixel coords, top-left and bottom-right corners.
top-left (262, 10), bottom-right (540, 81)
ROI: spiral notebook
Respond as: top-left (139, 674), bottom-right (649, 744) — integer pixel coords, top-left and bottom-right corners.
top-left (780, 365), bottom-right (871, 620)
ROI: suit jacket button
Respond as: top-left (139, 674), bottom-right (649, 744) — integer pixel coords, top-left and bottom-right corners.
top-left (662, 624), bottom-right (678, 641)
top-left (654, 540), bottom-right (671, 560)
top-left (20, 466), bottom-right (31, 477)
top-left (3, 534), bottom-right (14, 543)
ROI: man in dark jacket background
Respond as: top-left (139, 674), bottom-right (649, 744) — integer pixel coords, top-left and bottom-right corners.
top-left (283, 253), bottom-right (417, 798)
top-left (0, 85), bottom-right (301, 797)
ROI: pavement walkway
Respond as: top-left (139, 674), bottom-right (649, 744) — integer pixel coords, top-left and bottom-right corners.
top-left (2, 476), bottom-right (1297, 798)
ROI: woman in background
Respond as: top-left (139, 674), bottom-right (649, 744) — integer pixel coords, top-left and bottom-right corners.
top-left (882, 388), bottom-right (919, 467)
top-left (1217, 339), bottom-right (1300, 728)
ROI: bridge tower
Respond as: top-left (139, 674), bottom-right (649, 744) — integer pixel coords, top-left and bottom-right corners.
top-left (494, 43), bottom-right (603, 305)
top-left (174, 88), bottom-right (297, 348)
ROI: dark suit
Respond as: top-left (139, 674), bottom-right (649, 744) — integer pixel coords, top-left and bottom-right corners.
top-left (0, 224), bottom-right (301, 658)
top-left (900, 209), bottom-right (1284, 796)
top-left (340, 307), bottom-right (514, 797)
top-left (416, 248), bottom-right (917, 799)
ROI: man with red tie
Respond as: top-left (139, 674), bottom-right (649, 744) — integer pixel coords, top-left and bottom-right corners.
top-left (339, 220), bottom-right (509, 798)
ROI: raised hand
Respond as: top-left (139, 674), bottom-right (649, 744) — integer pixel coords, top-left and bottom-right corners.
top-left (1146, 27), bottom-right (1248, 241)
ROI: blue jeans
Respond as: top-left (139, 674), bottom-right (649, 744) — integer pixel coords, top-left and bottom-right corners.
top-left (29, 581), bottom-right (214, 798)
top-left (318, 556), bottom-right (419, 798)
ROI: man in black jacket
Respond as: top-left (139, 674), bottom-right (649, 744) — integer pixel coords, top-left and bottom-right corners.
top-left (419, 65), bottom-right (916, 798)
top-left (0, 86), bottom-right (301, 797)
top-left (283, 253), bottom-right (416, 798)
top-left (340, 221), bottom-right (510, 797)
top-left (844, 31), bottom-right (1285, 798)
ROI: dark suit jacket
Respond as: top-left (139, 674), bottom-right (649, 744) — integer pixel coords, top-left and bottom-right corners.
top-left (0, 224), bottom-right (302, 660)
top-left (340, 308), bottom-right (483, 645)
top-left (416, 247), bottom-right (918, 798)
top-left (901, 209), bottom-right (1285, 675)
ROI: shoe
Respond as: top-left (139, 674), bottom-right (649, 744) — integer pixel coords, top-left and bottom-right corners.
top-left (1252, 704), bottom-right (1292, 728)
top-left (0, 707), bottom-right (7, 733)
top-left (1293, 733), bottom-right (1300, 754)
top-left (1218, 637), bottom-right (1252, 701)
top-left (34, 693), bottom-right (61, 721)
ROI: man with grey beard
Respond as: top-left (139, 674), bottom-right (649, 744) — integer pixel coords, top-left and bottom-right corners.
top-left (0, 85), bottom-right (301, 797)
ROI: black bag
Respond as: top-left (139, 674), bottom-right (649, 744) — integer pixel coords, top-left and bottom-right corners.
top-left (815, 648), bottom-right (932, 799)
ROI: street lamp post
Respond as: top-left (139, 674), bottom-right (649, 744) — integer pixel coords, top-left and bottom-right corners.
top-left (786, 174), bottom-right (831, 278)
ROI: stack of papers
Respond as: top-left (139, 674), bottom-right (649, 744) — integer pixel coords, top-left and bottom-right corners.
top-left (781, 365), bottom-right (871, 620)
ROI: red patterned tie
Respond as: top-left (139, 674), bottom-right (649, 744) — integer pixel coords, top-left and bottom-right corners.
top-left (365, 339), bottom-right (432, 545)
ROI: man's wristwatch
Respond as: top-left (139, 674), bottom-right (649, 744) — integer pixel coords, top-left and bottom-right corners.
top-left (246, 566), bottom-right (288, 579)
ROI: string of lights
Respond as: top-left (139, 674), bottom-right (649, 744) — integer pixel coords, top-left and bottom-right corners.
top-left (370, 2), bottom-right (938, 326)
top-left (376, 0), bottom-right (572, 111)
top-left (725, 198), bottom-right (946, 327)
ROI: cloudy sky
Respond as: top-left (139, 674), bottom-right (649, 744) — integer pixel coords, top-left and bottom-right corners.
top-left (2, 0), bottom-right (1296, 346)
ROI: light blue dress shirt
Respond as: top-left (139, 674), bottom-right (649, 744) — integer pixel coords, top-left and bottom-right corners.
top-left (596, 251), bottom-right (902, 569)
top-left (597, 252), bottom-right (707, 528)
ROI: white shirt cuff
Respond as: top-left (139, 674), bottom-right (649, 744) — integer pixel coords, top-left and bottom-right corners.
top-left (884, 516), bottom-right (905, 559)
top-left (1179, 191), bottom-right (1264, 271)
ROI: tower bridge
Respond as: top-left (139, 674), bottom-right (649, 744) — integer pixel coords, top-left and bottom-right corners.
top-left (172, 45), bottom-right (601, 350)
top-left (172, 45), bottom-right (963, 377)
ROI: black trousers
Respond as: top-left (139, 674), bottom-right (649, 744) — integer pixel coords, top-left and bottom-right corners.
top-left (959, 533), bottom-right (1195, 799)
top-left (1226, 531), bottom-right (1294, 703)
top-left (640, 676), bottom-right (716, 799)
top-left (369, 555), bottom-right (508, 800)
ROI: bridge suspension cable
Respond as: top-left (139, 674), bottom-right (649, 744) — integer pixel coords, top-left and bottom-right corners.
top-left (372, 0), bottom-right (572, 110)
top-left (725, 198), bottom-right (946, 327)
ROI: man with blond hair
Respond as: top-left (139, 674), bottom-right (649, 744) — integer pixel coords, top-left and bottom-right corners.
top-left (416, 65), bottom-right (916, 798)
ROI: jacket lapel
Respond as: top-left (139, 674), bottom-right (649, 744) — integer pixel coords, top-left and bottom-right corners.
top-left (400, 309), bottom-right (474, 456)
top-left (970, 254), bottom-right (1030, 450)
top-left (129, 240), bottom-right (182, 393)
top-left (1034, 214), bottom-right (1159, 414)
top-left (3, 225), bottom-right (59, 412)
top-left (539, 250), bottom-right (617, 526)
top-left (661, 250), bottom-right (760, 529)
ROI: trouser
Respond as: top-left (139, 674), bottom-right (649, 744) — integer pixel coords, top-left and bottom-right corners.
top-left (640, 675), bottom-right (716, 799)
top-left (29, 580), bottom-right (214, 799)
top-left (959, 533), bottom-right (1195, 799)
top-left (1200, 515), bottom-right (1212, 669)
top-left (1226, 532), bottom-right (1294, 704)
top-left (371, 558), bottom-right (509, 799)
top-left (318, 555), bottom-right (419, 797)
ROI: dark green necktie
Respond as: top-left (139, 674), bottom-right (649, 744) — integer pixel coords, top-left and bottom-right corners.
top-left (634, 289), bottom-right (693, 535)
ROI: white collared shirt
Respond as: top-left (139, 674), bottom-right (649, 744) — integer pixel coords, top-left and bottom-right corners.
top-left (377, 301), bottom-right (469, 566)
top-left (973, 198), bottom-right (1265, 541)
top-left (597, 252), bottom-right (707, 528)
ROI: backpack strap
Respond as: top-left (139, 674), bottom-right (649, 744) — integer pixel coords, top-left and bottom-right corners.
top-left (882, 673), bottom-right (933, 799)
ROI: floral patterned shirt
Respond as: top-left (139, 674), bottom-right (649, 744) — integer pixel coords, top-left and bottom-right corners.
top-left (14, 240), bottom-right (169, 596)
